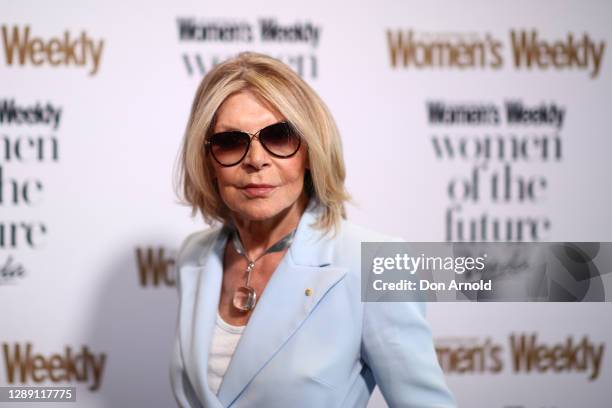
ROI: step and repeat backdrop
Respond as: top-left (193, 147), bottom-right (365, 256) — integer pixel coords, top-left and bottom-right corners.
top-left (1, 0), bottom-right (611, 407)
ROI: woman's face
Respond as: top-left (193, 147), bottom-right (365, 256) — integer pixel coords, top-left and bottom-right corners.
top-left (210, 90), bottom-right (308, 223)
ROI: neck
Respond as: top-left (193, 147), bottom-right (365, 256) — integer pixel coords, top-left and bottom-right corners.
top-left (231, 193), bottom-right (309, 260)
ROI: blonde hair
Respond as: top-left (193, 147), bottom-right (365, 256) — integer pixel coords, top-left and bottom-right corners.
top-left (175, 52), bottom-right (350, 233)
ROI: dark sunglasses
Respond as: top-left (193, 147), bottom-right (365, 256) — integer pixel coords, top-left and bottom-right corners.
top-left (205, 121), bottom-right (301, 167)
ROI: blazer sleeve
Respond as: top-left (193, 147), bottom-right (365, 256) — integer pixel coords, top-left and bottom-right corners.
top-left (361, 301), bottom-right (457, 407)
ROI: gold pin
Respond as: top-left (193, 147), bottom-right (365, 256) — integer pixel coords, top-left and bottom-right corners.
top-left (305, 288), bottom-right (313, 296)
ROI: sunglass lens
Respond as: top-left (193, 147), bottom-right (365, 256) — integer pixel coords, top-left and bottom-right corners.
top-left (210, 131), bottom-right (249, 165)
top-left (260, 123), bottom-right (301, 157)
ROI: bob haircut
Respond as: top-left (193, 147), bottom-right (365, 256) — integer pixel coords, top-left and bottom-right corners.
top-left (175, 52), bottom-right (350, 234)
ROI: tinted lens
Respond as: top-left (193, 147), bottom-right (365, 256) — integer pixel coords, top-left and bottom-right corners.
top-left (209, 131), bottom-right (250, 165)
top-left (259, 122), bottom-right (301, 157)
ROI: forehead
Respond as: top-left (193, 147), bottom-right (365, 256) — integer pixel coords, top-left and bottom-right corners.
top-left (213, 90), bottom-right (284, 132)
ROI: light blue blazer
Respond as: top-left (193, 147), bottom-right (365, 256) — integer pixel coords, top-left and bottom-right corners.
top-left (170, 203), bottom-right (456, 407)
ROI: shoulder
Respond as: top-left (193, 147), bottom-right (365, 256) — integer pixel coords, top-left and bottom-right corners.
top-left (328, 219), bottom-right (402, 270)
top-left (335, 219), bottom-right (403, 255)
top-left (176, 225), bottom-right (224, 267)
top-left (338, 219), bottom-right (402, 245)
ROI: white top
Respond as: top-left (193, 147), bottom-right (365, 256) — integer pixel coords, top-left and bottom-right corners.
top-left (207, 312), bottom-right (245, 395)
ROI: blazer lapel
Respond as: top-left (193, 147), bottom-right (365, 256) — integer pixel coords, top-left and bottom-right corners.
top-left (217, 204), bottom-right (347, 407)
top-left (179, 227), bottom-right (229, 407)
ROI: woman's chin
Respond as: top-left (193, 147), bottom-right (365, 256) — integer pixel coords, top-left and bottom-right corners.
top-left (233, 202), bottom-right (285, 223)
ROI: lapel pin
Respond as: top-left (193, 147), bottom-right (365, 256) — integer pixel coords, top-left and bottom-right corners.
top-left (305, 288), bottom-right (313, 296)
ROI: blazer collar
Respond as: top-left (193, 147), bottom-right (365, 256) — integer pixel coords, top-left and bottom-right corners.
top-left (287, 199), bottom-right (336, 267)
top-left (198, 199), bottom-right (336, 268)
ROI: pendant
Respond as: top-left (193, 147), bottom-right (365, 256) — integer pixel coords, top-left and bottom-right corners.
top-left (233, 286), bottom-right (257, 312)
top-left (230, 230), bottom-right (295, 313)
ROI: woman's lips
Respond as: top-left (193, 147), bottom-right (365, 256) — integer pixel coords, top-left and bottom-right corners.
top-left (241, 184), bottom-right (276, 198)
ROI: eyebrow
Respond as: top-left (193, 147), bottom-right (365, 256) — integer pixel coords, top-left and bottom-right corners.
top-left (213, 123), bottom-right (243, 133)
top-left (213, 121), bottom-right (287, 134)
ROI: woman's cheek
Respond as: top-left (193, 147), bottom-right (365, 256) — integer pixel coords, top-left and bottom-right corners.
top-left (217, 184), bottom-right (240, 209)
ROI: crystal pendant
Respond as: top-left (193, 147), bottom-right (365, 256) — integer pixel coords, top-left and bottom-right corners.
top-left (233, 286), bottom-right (257, 312)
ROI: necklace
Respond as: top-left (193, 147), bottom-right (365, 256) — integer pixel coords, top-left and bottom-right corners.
top-left (230, 228), bottom-right (296, 312)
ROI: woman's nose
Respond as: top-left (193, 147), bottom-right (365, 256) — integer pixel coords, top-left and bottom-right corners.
top-left (242, 136), bottom-right (270, 169)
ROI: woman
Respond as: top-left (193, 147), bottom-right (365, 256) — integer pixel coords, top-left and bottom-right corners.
top-left (171, 52), bottom-right (456, 408)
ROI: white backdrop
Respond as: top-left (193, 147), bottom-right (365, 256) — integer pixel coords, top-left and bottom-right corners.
top-left (1, 0), bottom-right (611, 407)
